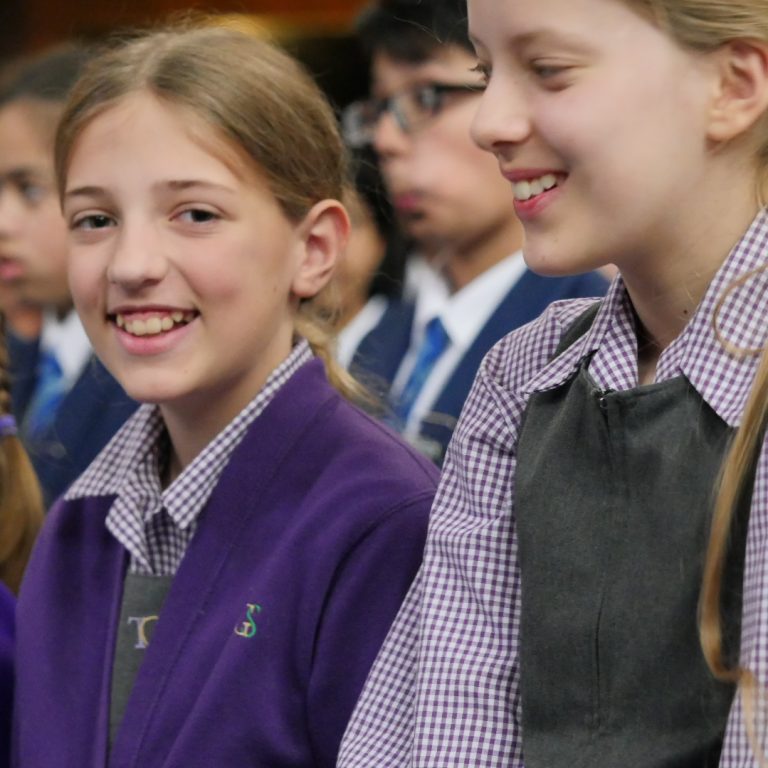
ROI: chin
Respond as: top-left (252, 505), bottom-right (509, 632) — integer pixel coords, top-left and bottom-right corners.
top-left (522, 241), bottom-right (600, 278)
top-left (114, 373), bottom-right (187, 407)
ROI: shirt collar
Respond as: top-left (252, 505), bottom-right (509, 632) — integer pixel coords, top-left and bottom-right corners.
top-left (40, 309), bottom-right (93, 387)
top-left (440, 252), bottom-right (527, 351)
top-left (522, 208), bottom-right (768, 427)
top-left (66, 339), bottom-right (314, 503)
top-left (522, 273), bottom-right (629, 395)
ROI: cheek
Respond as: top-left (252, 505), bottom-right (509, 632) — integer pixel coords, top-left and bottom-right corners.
top-left (67, 252), bottom-right (102, 312)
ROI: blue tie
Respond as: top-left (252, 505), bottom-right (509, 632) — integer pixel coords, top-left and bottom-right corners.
top-left (394, 316), bottom-right (450, 426)
top-left (23, 347), bottom-right (67, 440)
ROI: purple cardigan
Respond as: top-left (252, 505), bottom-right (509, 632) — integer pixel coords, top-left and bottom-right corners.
top-left (0, 583), bottom-right (13, 768)
top-left (14, 360), bottom-right (438, 767)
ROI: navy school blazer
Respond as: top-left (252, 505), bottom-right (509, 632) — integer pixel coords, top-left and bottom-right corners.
top-left (352, 267), bottom-right (610, 463)
top-left (8, 332), bottom-right (138, 508)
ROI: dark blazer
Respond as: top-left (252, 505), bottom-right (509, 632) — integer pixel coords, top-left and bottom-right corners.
top-left (14, 359), bottom-right (438, 768)
top-left (8, 333), bottom-right (138, 507)
top-left (352, 267), bottom-right (610, 463)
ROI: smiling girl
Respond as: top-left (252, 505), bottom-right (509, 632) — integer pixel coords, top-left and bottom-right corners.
top-left (339, 1), bottom-right (768, 767)
top-left (12, 22), bottom-right (438, 768)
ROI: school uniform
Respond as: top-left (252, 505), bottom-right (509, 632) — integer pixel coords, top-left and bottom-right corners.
top-left (336, 295), bottom-right (389, 369)
top-left (8, 311), bottom-right (137, 507)
top-left (339, 210), bottom-right (768, 768)
top-left (352, 252), bottom-right (608, 463)
top-left (0, 583), bottom-right (13, 768)
top-left (14, 341), bottom-right (438, 768)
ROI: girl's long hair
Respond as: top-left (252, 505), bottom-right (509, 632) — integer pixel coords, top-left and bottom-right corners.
top-left (0, 314), bottom-right (43, 595)
top-left (700, 265), bottom-right (768, 753)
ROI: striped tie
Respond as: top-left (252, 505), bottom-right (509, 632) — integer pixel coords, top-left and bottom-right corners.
top-left (23, 347), bottom-right (67, 440)
top-left (394, 316), bottom-right (450, 427)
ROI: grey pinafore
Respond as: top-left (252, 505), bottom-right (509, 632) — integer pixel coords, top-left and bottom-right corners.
top-left (514, 306), bottom-right (750, 768)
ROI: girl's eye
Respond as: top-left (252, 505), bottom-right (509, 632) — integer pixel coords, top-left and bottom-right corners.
top-left (72, 214), bottom-right (114, 231)
top-left (530, 62), bottom-right (569, 82)
top-left (177, 208), bottom-right (219, 224)
top-left (19, 182), bottom-right (45, 204)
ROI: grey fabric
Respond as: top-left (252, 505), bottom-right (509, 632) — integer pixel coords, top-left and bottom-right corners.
top-left (514, 310), bottom-right (749, 768)
top-left (109, 572), bottom-right (173, 746)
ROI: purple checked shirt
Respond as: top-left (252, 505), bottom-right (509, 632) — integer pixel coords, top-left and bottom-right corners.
top-left (338, 209), bottom-right (768, 768)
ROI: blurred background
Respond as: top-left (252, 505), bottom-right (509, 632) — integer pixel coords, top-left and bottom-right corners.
top-left (0, 1), bottom-right (372, 112)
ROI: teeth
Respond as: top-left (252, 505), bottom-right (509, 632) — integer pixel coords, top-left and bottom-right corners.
top-left (130, 319), bottom-right (147, 336)
top-left (515, 181), bottom-right (531, 201)
top-left (513, 173), bottom-right (558, 201)
top-left (115, 311), bottom-right (194, 337)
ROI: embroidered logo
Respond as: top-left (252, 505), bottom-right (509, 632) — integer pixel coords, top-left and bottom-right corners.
top-left (234, 603), bottom-right (261, 639)
top-left (128, 615), bottom-right (159, 650)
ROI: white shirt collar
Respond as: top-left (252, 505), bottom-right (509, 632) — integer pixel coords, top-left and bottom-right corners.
top-left (440, 251), bottom-right (527, 351)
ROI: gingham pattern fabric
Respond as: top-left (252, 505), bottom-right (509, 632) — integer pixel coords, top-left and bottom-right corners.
top-left (65, 341), bottom-right (314, 576)
top-left (339, 209), bottom-right (768, 768)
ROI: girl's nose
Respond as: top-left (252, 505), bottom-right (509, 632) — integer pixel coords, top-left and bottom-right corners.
top-left (470, 75), bottom-right (532, 154)
top-left (106, 224), bottom-right (168, 289)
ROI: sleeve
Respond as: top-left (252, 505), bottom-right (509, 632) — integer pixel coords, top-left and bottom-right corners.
top-left (0, 583), bottom-right (15, 768)
top-left (306, 492), bottom-right (433, 768)
top-left (340, 354), bottom-right (525, 768)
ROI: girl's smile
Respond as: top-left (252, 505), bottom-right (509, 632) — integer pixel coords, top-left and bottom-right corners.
top-left (500, 168), bottom-right (565, 220)
top-left (109, 305), bottom-right (199, 355)
top-left (468, 0), bottom-right (756, 289)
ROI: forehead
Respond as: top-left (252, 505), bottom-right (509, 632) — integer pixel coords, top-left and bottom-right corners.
top-left (67, 92), bottom-right (254, 187)
top-left (468, 0), bottom-right (657, 53)
top-left (371, 45), bottom-right (479, 95)
top-left (0, 101), bottom-right (54, 172)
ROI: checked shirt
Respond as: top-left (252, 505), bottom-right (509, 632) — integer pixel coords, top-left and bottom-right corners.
top-left (339, 209), bottom-right (768, 768)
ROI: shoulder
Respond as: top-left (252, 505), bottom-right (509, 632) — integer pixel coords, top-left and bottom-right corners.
top-left (481, 297), bottom-right (599, 400)
top-left (444, 297), bottom-right (599, 464)
top-left (237, 361), bottom-right (439, 532)
top-left (316, 394), bottom-right (440, 499)
top-left (285, 385), bottom-right (439, 535)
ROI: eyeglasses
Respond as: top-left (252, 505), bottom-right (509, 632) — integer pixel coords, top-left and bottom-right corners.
top-left (342, 81), bottom-right (486, 148)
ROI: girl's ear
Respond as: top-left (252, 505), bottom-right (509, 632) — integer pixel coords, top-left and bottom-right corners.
top-left (291, 199), bottom-right (350, 299)
top-left (707, 39), bottom-right (768, 143)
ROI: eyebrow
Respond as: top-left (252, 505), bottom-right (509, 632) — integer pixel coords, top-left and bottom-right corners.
top-left (64, 179), bottom-right (238, 201)
top-left (0, 167), bottom-right (49, 183)
top-left (471, 28), bottom-right (592, 54)
top-left (162, 179), bottom-right (237, 195)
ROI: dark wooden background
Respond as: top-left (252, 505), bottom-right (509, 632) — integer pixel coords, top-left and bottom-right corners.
top-left (0, 0), bottom-right (371, 107)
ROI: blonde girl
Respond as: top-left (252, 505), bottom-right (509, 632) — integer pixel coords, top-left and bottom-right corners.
top-left (339, 1), bottom-right (768, 767)
top-left (13, 22), bottom-right (438, 768)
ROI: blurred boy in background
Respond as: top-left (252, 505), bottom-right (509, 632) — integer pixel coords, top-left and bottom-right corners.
top-left (344, 0), bottom-right (608, 464)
